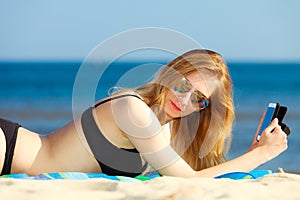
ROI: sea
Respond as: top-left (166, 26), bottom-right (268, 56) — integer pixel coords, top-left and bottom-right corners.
top-left (0, 61), bottom-right (299, 173)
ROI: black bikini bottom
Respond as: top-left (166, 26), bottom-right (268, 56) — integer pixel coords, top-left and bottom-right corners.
top-left (0, 118), bottom-right (21, 175)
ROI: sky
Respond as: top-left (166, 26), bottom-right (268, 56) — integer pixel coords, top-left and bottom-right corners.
top-left (0, 0), bottom-right (300, 62)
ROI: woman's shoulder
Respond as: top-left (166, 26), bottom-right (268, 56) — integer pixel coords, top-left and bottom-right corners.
top-left (94, 90), bottom-right (152, 124)
top-left (94, 90), bottom-right (145, 107)
top-left (103, 91), bottom-right (160, 133)
top-left (110, 91), bottom-right (150, 118)
top-left (110, 89), bottom-right (144, 101)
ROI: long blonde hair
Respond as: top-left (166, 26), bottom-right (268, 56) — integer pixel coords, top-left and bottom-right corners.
top-left (135, 49), bottom-right (235, 170)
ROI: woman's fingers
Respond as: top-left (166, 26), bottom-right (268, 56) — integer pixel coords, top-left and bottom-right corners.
top-left (257, 117), bottom-right (289, 160)
top-left (263, 118), bottom-right (279, 134)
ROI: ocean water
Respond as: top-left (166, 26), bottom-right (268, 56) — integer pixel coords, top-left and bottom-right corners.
top-left (0, 61), bottom-right (299, 173)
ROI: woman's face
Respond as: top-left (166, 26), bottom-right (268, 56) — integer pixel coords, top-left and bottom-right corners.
top-left (163, 71), bottom-right (216, 120)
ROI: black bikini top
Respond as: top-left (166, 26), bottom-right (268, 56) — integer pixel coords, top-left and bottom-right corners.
top-left (80, 94), bottom-right (148, 177)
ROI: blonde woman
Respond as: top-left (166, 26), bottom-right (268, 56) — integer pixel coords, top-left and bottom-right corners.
top-left (0, 49), bottom-right (287, 177)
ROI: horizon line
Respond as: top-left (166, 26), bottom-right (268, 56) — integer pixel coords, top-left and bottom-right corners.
top-left (1, 59), bottom-right (300, 64)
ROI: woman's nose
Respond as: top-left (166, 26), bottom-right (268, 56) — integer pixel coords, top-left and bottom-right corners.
top-left (178, 91), bottom-right (192, 106)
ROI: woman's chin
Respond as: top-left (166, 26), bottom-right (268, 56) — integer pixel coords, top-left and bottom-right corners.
top-left (164, 102), bottom-right (181, 119)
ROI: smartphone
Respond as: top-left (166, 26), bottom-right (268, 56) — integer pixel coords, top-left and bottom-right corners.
top-left (276, 106), bottom-right (287, 124)
top-left (277, 106), bottom-right (291, 136)
top-left (256, 102), bottom-right (280, 141)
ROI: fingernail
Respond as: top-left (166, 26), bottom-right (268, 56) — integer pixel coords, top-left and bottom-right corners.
top-left (273, 118), bottom-right (278, 123)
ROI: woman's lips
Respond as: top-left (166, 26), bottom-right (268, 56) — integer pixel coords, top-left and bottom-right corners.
top-left (171, 101), bottom-right (181, 111)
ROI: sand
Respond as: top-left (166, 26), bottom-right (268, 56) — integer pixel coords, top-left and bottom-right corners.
top-left (0, 172), bottom-right (299, 200)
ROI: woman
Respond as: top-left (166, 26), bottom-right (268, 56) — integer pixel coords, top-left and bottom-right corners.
top-left (0, 49), bottom-right (288, 177)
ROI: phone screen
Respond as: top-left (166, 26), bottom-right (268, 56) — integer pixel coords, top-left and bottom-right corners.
top-left (256, 102), bottom-right (279, 141)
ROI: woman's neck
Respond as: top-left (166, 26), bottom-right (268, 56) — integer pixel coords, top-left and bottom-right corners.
top-left (143, 96), bottom-right (173, 125)
top-left (153, 107), bottom-right (173, 125)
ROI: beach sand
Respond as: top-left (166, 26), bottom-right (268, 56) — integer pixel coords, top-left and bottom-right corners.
top-left (1, 172), bottom-right (299, 200)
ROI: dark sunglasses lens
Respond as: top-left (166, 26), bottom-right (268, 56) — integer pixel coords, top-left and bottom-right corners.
top-left (191, 92), bottom-right (209, 109)
top-left (173, 78), bottom-right (192, 93)
top-left (198, 99), bottom-right (209, 109)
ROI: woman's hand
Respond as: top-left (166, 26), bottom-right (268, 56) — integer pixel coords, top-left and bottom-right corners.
top-left (255, 118), bottom-right (288, 161)
top-left (195, 118), bottom-right (288, 177)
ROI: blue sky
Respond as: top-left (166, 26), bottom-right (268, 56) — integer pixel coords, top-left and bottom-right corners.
top-left (1, 0), bottom-right (299, 61)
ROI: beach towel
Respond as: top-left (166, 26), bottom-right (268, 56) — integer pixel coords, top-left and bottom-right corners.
top-left (0, 170), bottom-right (274, 181)
top-left (0, 172), bottom-right (159, 182)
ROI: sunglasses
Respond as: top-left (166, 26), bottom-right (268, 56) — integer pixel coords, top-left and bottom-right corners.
top-left (172, 77), bottom-right (210, 110)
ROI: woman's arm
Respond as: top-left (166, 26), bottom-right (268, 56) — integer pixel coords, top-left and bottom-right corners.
top-left (112, 97), bottom-right (288, 177)
top-left (196, 118), bottom-right (288, 177)
top-left (160, 118), bottom-right (287, 177)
